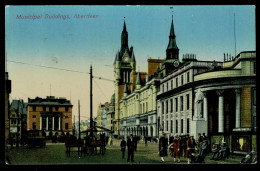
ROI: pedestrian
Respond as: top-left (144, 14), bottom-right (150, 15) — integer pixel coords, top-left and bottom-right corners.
top-left (120, 137), bottom-right (127, 159)
top-left (197, 133), bottom-right (203, 152)
top-left (134, 136), bottom-right (138, 151)
top-left (173, 135), bottom-right (181, 162)
top-left (145, 136), bottom-right (148, 146)
top-left (159, 132), bottom-right (167, 163)
top-left (210, 143), bottom-right (220, 160)
top-left (186, 134), bottom-right (196, 164)
top-left (127, 134), bottom-right (135, 163)
top-left (216, 142), bottom-right (229, 160)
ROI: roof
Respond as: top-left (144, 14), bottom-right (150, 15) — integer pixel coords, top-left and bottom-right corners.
top-left (80, 125), bottom-right (112, 133)
top-left (136, 72), bottom-right (141, 85)
top-left (28, 96), bottom-right (73, 106)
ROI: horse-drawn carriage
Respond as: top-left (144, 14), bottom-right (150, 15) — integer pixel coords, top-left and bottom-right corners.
top-left (26, 130), bottom-right (46, 148)
top-left (81, 126), bottom-right (112, 155)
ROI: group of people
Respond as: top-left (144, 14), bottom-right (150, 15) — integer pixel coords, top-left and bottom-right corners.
top-left (119, 132), bottom-right (231, 164)
top-left (210, 141), bottom-right (230, 161)
top-left (120, 135), bottom-right (138, 163)
top-left (159, 132), bottom-right (210, 163)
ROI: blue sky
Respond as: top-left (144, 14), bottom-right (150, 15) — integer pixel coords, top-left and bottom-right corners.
top-left (5, 5), bottom-right (255, 121)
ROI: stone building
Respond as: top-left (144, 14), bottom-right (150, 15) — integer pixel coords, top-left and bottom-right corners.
top-left (96, 102), bottom-right (109, 129)
top-left (193, 51), bottom-right (256, 154)
top-left (113, 18), bottom-right (138, 138)
top-left (27, 96), bottom-right (73, 136)
top-left (107, 94), bottom-right (115, 133)
top-left (119, 72), bottom-right (161, 139)
top-left (157, 57), bottom-right (222, 140)
top-left (9, 99), bottom-right (28, 145)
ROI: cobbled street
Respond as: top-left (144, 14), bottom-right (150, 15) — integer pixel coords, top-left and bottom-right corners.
top-left (6, 139), bottom-right (244, 165)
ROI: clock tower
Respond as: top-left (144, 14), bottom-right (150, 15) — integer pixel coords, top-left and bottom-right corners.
top-left (157, 15), bottom-right (180, 78)
top-left (113, 18), bottom-right (136, 137)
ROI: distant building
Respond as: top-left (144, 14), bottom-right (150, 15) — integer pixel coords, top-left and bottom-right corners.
top-left (107, 94), bottom-right (115, 133)
top-left (96, 102), bottom-right (109, 128)
top-left (27, 96), bottom-right (73, 136)
top-left (5, 72), bottom-right (11, 142)
top-left (9, 99), bottom-right (27, 145)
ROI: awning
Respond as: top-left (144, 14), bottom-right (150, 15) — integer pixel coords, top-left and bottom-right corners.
top-left (80, 125), bottom-right (112, 133)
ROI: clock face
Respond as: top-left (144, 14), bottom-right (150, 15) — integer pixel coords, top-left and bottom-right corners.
top-left (174, 60), bottom-right (179, 67)
top-left (124, 57), bottom-right (129, 62)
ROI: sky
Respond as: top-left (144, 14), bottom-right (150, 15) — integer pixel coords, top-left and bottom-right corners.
top-left (5, 5), bottom-right (256, 123)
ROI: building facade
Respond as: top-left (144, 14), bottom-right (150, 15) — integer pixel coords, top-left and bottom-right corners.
top-left (119, 75), bottom-right (160, 139)
top-left (107, 94), bottom-right (115, 133)
top-left (193, 51), bottom-right (256, 154)
top-left (9, 99), bottom-right (28, 145)
top-left (113, 19), bottom-right (138, 138)
top-left (5, 72), bottom-right (11, 142)
top-left (157, 58), bottom-right (223, 140)
top-left (27, 96), bottom-right (73, 136)
top-left (96, 102), bottom-right (109, 129)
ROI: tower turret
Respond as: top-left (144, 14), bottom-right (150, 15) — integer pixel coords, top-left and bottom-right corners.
top-left (166, 15), bottom-right (179, 60)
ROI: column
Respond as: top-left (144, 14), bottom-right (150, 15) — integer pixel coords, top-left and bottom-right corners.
top-left (46, 117), bottom-right (48, 130)
top-left (235, 89), bottom-right (241, 128)
top-left (164, 101), bottom-right (167, 131)
top-left (40, 116), bottom-right (42, 130)
top-left (148, 126), bottom-right (151, 136)
top-left (52, 116), bottom-right (54, 130)
top-left (59, 116), bottom-right (61, 130)
top-left (203, 92), bottom-right (208, 121)
top-left (178, 97), bottom-right (181, 135)
top-left (217, 90), bottom-right (224, 133)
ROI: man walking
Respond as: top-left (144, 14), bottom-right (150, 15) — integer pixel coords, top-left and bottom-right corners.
top-left (127, 135), bottom-right (135, 163)
top-left (159, 132), bottom-right (167, 163)
top-left (120, 137), bottom-right (127, 159)
top-left (173, 135), bottom-right (181, 162)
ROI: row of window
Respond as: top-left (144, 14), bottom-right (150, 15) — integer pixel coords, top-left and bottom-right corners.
top-left (161, 71), bottom-right (190, 93)
top-left (161, 94), bottom-right (190, 114)
top-left (32, 106), bottom-right (69, 112)
top-left (162, 118), bottom-right (190, 134)
top-left (11, 119), bottom-right (20, 124)
top-left (32, 122), bottom-right (69, 130)
top-left (31, 115), bottom-right (69, 118)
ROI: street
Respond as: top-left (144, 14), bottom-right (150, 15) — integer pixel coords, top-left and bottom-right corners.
top-left (6, 138), bottom-right (244, 165)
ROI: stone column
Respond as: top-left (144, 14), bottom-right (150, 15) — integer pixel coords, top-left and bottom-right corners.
top-left (217, 90), bottom-right (224, 133)
top-left (148, 126), bottom-right (151, 136)
top-left (46, 117), bottom-right (48, 130)
top-left (203, 92), bottom-right (208, 121)
top-left (59, 116), bottom-right (61, 130)
top-left (52, 116), bottom-right (54, 130)
top-left (164, 101), bottom-right (167, 132)
top-left (40, 116), bottom-right (42, 130)
top-left (235, 89), bottom-right (241, 128)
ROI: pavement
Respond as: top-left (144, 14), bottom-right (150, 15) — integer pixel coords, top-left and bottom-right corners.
top-left (5, 138), bottom-right (247, 165)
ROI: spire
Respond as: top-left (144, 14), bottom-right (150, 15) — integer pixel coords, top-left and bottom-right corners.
top-left (123, 16), bottom-right (127, 33)
top-left (136, 72), bottom-right (141, 85)
top-left (167, 16), bottom-right (178, 50)
top-left (121, 17), bottom-right (129, 56)
top-left (131, 48), bottom-right (136, 62)
top-left (166, 15), bottom-right (179, 60)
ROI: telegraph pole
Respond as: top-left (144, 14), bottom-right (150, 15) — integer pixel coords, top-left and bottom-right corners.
top-left (78, 100), bottom-right (81, 140)
top-left (90, 65), bottom-right (93, 138)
